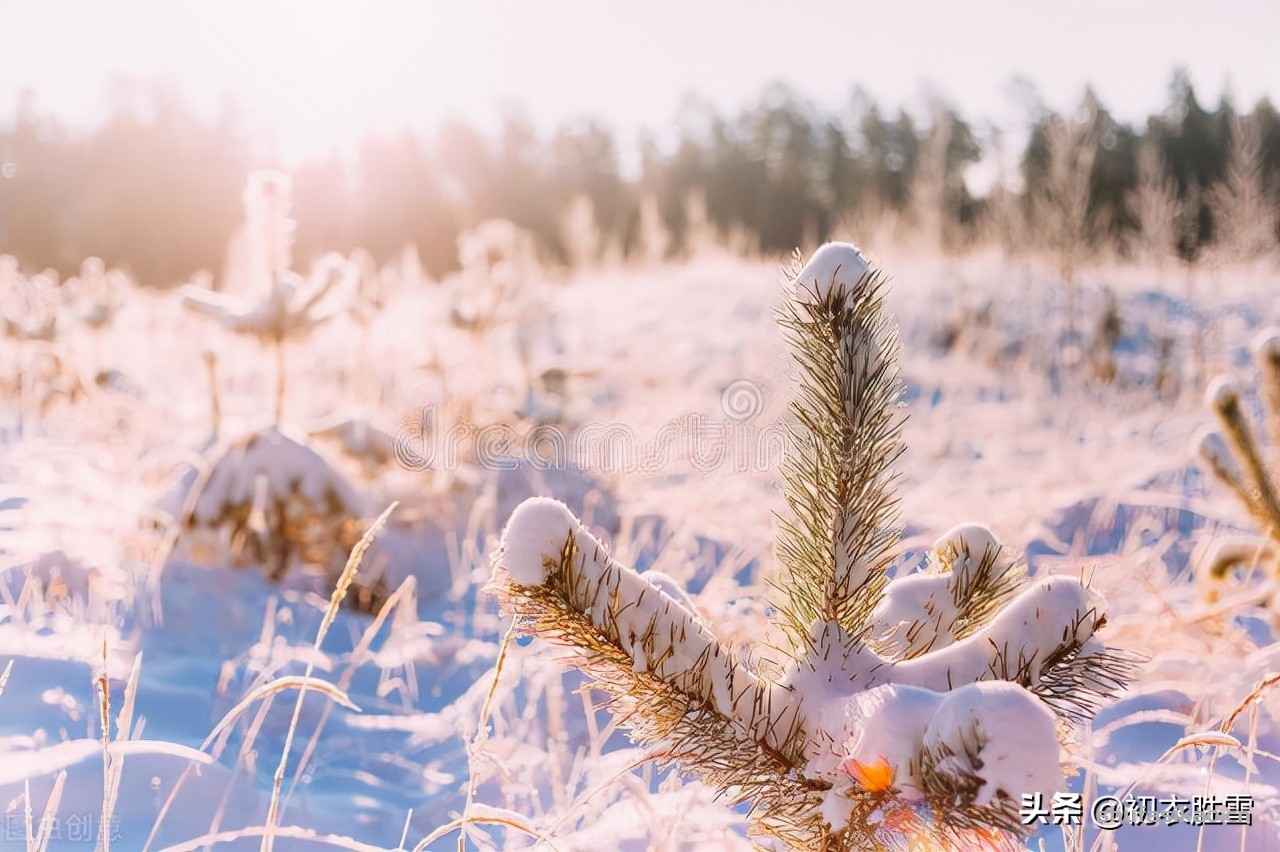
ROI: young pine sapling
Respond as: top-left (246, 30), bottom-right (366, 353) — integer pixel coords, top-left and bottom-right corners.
top-left (488, 243), bottom-right (1132, 850)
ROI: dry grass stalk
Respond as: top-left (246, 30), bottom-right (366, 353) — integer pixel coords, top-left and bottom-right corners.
top-left (283, 575), bottom-right (422, 808)
top-left (261, 501), bottom-right (396, 852)
top-left (28, 771), bottom-right (67, 852)
top-left (1219, 672), bottom-right (1280, 735)
top-left (98, 639), bottom-right (112, 852)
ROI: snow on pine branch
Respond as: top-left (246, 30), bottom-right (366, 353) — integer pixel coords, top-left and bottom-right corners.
top-left (490, 496), bottom-right (1118, 847)
top-left (867, 523), bottom-right (1022, 659)
top-left (495, 498), bottom-right (803, 756)
top-left (808, 680), bottom-right (1063, 834)
top-left (486, 243), bottom-right (1132, 850)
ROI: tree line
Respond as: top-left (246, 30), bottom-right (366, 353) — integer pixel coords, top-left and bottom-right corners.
top-left (1, 70), bottom-right (1278, 288)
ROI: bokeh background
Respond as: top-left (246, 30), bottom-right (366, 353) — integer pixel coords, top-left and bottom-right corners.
top-left (3, 1), bottom-right (1278, 284)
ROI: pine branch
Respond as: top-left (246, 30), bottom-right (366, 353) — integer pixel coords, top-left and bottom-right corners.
top-left (1255, 329), bottom-right (1280, 451)
top-left (486, 243), bottom-right (1135, 851)
top-left (881, 575), bottom-right (1132, 723)
top-left (868, 524), bottom-right (1024, 661)
top-left (1207, 377), bottom-right (1280, 541)
top-left (774, 244), bottom-right (906, 653)
top-left (489, 499), bottom-right (827, 846)
top-left (935, 526), bottom-right (1024, 644)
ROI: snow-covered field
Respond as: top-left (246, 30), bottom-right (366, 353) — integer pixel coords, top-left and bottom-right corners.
top-left (2, 234), bottom-right (1279, 851)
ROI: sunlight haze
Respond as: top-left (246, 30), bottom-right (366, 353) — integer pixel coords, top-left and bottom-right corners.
top-left (2, 0), bottom-right (1276, 164)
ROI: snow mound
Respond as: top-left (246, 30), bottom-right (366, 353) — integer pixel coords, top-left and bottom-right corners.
top-left (932, 522), bottom-right (1000, 563)
top-left (812, 680), bottom-right (1064, 827)
top-left (869, 522), bottom-right (1017, 657)
top-left (815, 683), bottom-right (943, 799)
top-left (191, 425), bottom-right (364, 525)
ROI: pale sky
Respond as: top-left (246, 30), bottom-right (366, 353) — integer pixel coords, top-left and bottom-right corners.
top-left (1, 0), bottom-right (1276, 166)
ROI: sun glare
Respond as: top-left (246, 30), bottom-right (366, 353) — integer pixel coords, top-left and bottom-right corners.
top-left (168, 1), bottom-right (487, 163)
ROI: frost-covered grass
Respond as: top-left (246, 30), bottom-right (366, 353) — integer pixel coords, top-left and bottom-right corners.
top-left (1, 237), bottom-right (1280, 850)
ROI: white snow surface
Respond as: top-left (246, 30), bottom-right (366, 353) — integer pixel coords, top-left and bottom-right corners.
top-left (6, 246), bottom-right (1280, 850)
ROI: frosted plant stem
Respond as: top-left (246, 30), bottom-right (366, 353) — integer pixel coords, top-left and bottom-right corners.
top-left (457, 617), bottom-right (517, 852)
top-left (98, 640), bottom-right (110, 852)
top-left (262, 504), bottom-right (394, 852)
top-left (274, 337), bottom-right (286, 425)
top-left (23, 780), bottom-right (31, 852)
